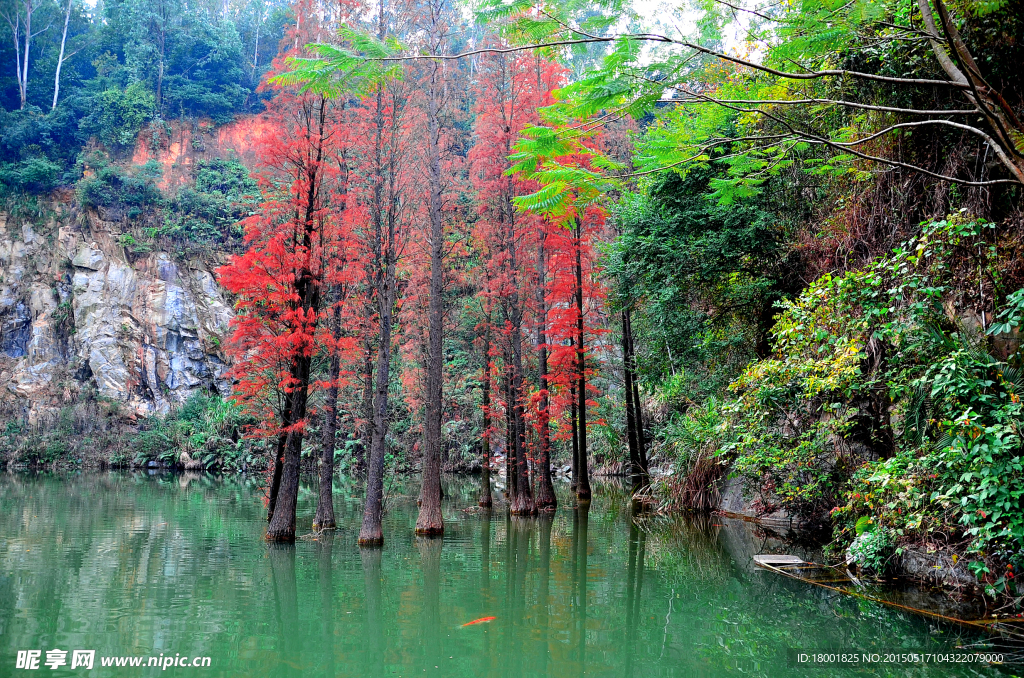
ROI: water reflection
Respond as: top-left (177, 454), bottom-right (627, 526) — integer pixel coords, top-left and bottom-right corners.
top-left (360, 545), bottom-right (384, 678)
top-left (267, 543), bottom-right (299, 670)
top-left (0, 472), bottom-right (1010, 678)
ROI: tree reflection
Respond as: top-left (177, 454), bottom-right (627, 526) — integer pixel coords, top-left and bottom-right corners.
top-left (573, 502), bottom-right (590, 677)
top-left (624, 518), bottom-right (647, 677)
top-left (360, 544), bottom-right (383, 678)
top-left (267, 542), bottom-right (299, 675)
top-left (316, 533), bottom-right (335, 677)
top-left (417, 536), bottom-right (443, 673)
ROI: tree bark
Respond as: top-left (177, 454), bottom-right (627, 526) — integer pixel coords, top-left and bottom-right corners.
top-left (622, 311), bottom-right (641, 479)
top-left (569, 379), bottom-right (579, 493)
top-left (359, 14), bottom-right (401, 543)
top-left (502, 361), bottom-right (515, 502)
top-left (627, 312), bottom-right (648, 476)
top-left (359, 320), bottom-right (375, 474)
top-left (574, 219), bottom-right (591, 502)
top-left (479, 321), bottom-right (493, 507)
top-left (266, 358), bottom-right (310, 542)
top-left (314, 297), bottom-right (342, 531)
top-left (505, 224), bottom-right (535, 516)
top-left (622, 309), bottom-right (648, 493)
top-left (51, 0), bottom-right (71, 109)
top-left (415, 2), bottom-right (446, 535)
top-left (267, 392), bottom-right (292, 522)
top-left (534, 225), bottom-right (556, 511)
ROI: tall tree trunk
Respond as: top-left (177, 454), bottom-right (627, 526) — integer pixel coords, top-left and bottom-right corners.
top-left (534, 232), bottom-right (556, 511)
top-left (506, 228), bottom-right (534, 516)
top-left (502, 363), bottom-right (515, 502)
top-left (19, 0), bottom-right (31, 109)
top-left (626, 311), bottom-right (648, 475)
top-left (359, 289), bottom-right (392, 544)
top-left (268, 96), bottom-right (326, 542)
top-left (415, 11), bottom-right (446, 535)
top-left (570, 379), bottom-right (579, 493)
top-left (266, 353), bottom-right (311, 542)
top-left (314, 296), bottom-right (342, 531)
top-left (359, 313), bottom-right (375, 474)
top-left (267, 391), bottom-right (293, 522)
top-left (622, 309), bottom-right (648, 495)
top-left (479, 322), bottom-right (493, 507)
top-left (359, 21), bottom-right (398, 544)
top-left (574, 219), bottom-right (591, 502)
top-left (622, 310), bottom-right (641, 481)
top-left (51, 0), bottom-right (71, 109)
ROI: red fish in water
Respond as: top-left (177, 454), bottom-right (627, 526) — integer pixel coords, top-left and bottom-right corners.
top-left (461, 616), bottom-right (496, 627)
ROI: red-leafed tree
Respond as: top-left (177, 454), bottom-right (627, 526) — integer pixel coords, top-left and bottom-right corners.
top-left (349, 1), bottom-right (418, 547)
top-left (470, 50), bottom-right (566, 513)
top-left (217, 77), bottom-right (356, 542)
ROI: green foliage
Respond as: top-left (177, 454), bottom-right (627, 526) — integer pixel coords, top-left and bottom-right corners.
top-left (131, 392), bottom-right (260, 471)
top-left (848, 527), bottom-right (896, 574)
top-left (658, 397), bottom-right (730, 469)
top-left (80, 82), bottom-right (156, 148)
top-left (75, 152), bottom-right (163, 213)
top-left (719, 215), bottom-right (1023, 585)
top-left (160, 158), bottom-right (259, 244)
top-left (0, 158), bottom-right (62, 194)
top-left (606, 165), bottom-right (792, 405)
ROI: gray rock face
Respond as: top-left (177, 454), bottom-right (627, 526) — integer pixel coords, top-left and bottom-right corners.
top-left (0, 205), bottom-right (234, 424)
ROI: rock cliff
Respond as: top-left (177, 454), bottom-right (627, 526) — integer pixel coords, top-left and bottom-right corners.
top-left (0, 200), bottom-right (234, 426)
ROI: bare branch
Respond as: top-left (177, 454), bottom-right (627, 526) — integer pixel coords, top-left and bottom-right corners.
top-left (665, 96), bottom-right (977, 116)
top-left (357, 32), bottom-right (970, 90)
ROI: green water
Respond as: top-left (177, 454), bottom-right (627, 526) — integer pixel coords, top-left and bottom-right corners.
top-left (0, 473), bottom-right (1011, 677)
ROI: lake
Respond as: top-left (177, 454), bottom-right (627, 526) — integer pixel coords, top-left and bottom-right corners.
top-left (0, 472), bottom-right (1012, 677)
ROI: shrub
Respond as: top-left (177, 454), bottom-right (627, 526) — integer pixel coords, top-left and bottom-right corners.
top-left (80, 82), bottom-right (156, 149)
top-left (160, 158), bottom-right (258, 244)
top-left (849, 521), bottom-right (896, 574)
top-left (76, 152), bottom-right (163, 212)
top-left (721, 214), bottom-right (1023, 587)
top-left (0, 158), bottom-right (62, 194)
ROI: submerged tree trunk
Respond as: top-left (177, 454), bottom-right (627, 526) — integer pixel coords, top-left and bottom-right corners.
top-left (267, 356), bottom-right (311, 542)
top-left (574, 219), bottom-right (591, 503)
